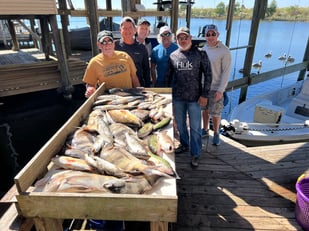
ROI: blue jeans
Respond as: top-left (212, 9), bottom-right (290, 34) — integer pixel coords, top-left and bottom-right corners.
top-left (173, 99), bottom-right (202, 157)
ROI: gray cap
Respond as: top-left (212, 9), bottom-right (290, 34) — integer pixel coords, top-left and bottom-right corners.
top-left (97, 30), bottom-right (113, 43)
top-left (176, 27), bottom-right (190, 37)
top-left (205, 24), bottom-right (218, 34)
top-left (137, 18), bottom-right (150, 26)
top-left (120, 16), bottom-right (136, 26)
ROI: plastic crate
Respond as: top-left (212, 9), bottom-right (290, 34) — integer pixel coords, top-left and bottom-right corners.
top-left (295, 176), bottom-right (309, 230)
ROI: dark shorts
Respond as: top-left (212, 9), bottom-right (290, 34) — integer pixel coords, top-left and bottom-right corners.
top-left (202, 90), bottom-right (224, 116)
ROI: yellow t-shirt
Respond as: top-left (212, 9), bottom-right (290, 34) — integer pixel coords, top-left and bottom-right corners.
top-left (83, 51), bottom-right (137, 89)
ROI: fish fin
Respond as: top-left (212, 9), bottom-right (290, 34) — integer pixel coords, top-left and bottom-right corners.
top-left (143, 168), bottom-right (174, 179)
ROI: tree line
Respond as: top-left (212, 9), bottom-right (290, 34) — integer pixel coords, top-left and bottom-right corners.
top-left (182, 0), bottom-right (309, 21)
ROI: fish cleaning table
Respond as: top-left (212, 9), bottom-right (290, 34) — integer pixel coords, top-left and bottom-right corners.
top-left (14, 84), bottom-right (177, 231)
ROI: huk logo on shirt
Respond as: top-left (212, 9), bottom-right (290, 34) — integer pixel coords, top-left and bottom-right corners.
top-left (176, 61), bottom-right (193, 70)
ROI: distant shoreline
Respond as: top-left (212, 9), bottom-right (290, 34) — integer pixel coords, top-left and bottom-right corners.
top-left (190, 16), bottom-right (309, 22)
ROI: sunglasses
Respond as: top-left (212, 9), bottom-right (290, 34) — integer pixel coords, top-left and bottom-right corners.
top-left (206, 32), bottom-right (217, 37)
top-left (160, 32), bottom-right (172, 37)
top-left (177, 35), bottom-right (189, 41)
top-left (101, 39), bottom-right (113, 45)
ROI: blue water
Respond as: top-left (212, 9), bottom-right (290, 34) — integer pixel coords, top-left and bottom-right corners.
top-left (66, 16), bottom-right (309, 118)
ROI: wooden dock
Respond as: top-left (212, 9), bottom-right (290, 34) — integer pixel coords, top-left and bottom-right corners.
top-left (1, 134), bottom-right (308, 230)
top-left (0, 48), bottom-right (88, 97)
top-left (172, 133), bottom-right (308, 231)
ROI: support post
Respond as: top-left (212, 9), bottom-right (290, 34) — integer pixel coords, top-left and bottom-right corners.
top-left (85, 0), bottom-right (100, 57)
top-left (239, 0), bottom-right (267, 104)
top-left (48, 15), bottom-right (73, 99)
top-left (58, 0), bottom-right (72, 57)
top-left (171, 0), bottom-right (178, 33)
top-left (7, 20), bottom-right (19, 51)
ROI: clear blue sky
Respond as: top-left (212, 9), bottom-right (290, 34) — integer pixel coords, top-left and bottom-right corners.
top-left (71, 0), bottom-right (309, 10)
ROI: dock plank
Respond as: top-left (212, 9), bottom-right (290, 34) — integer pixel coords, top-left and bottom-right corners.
top-left (172, 132), bottom-right (307, 231)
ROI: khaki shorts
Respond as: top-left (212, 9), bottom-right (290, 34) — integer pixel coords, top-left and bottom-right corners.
top-left (202, 90), bottom-right (224, 117)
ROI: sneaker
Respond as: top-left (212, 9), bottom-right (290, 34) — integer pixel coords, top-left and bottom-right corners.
top-left (201, 129), bottom-right (209, 138)
top-left (175, 145), bottom-right (188, 154)
top-left (191, 156), bottom-right (199, 167)
top-left (213, 132), bottom-right (220, 146)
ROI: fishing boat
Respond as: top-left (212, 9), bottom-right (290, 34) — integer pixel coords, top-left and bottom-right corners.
top-left (69, 18), bottom-right (121, 50)
top-left (221, 77), bottom-right (309, 146)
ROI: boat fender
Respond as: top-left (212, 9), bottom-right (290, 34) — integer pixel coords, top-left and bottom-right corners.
top-left (305, 120), bottom-right (309, 127)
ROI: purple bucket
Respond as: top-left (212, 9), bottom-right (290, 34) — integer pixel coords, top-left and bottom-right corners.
top-left (295, 177), bottom-right (309, 230)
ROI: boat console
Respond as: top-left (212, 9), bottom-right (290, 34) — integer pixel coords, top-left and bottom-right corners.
top-left (286, 78), bottom-right (309, 120)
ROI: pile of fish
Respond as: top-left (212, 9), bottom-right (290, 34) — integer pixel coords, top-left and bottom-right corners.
top-left (34, 88), bottom-right (178, 194)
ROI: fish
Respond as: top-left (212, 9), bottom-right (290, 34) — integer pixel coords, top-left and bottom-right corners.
top-left (153, 117), bottom-right (172, 131)
top-left (83, 110), bottom-right (114, 152)
top-left (137, 122), bottom-right (153, 139)
top-left (69, 127), bottom-right (96, 154)
top-left (84, 154), bottom-right (127, 178)
top-left (109, 122), bottom-right (136, 137)
top-left (148, 96), bottom-right (167, 109)
top-left (51, 156), bottom-right (93, 171)
top-left (137, 101), bottom-right (153, 110)
top-left (96, 94), bottom-right (120, 101)
top-left (130, 109), bottom-right (150, 122)
top-left (64, 146), bottom-right (88, 159)
top-left (157, 130), bottom-right (174, 155)
top-left (147, 134), bottom-right (159, 155)
top-left (108, 96), bottom-right (144, 105)
top-left (92, 104), bottom-right (135, 111)
top-left (127, 99), bottom-right (143, 107)
top-left (118, 175), bottom-right (157, 194)
top-left (124, 132), bottom-right (150, 160)
top-left (100, 147), bottom-right (172, 178)
top-left (147, 152), bottom-right (179, 179)
top-left (151, 106), bottom-right (164, 122)
top-left (34, 169), bottom-right (126, 193)
top-left (91, 133), bottom-right (113, 154)
top-left (108, 87), bottom-right (145, 97)
top-left (107, 109), bottom-right (143, 128)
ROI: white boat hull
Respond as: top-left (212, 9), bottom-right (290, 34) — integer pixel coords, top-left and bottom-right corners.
top-left (223, 79), bottom-right (309, 146)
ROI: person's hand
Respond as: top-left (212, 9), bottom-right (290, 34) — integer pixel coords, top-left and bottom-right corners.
top-left (85, 86), bottom-right (96, 98)
top-left (214, 91), bottom-right (223, 102)
top-left (198, 96), bottom-right (208, 108)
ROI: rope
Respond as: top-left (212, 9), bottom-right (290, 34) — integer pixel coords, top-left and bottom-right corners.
top-left (247, 125), bottom-right (308, 132)
top-left (228, 0), bottom-right (244, 115)
top-left (280, 0), bottom-right (300, 87)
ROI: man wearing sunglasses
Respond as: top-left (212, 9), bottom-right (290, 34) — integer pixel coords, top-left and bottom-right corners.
top-left (151, 26), bottom-right (178, 87)
top-left (83, 30), bottom-right (140, 98)
top-left (201, 24), bottom-right (232, 146)
top-left (166, 27), bottom-right (212, 167)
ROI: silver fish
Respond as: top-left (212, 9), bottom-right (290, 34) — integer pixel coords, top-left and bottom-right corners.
top-left (69, 127), bottom-right (96, 154)
top-left (124, 132), bottom-right (150, 160)
top-left (35, 170), bottom-right (126, 193)
top-left (51, 156), bottom-right (93, 171)
top-left (107, 109), bottom-right (143, 128)
top-left (84, 154), bottom-right (127, 178)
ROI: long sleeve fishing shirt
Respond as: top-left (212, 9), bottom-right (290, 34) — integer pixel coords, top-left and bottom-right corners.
top-left (165, 45), bottom-right (212, 102)
top-left (203, 40), bottom-right (231, 93)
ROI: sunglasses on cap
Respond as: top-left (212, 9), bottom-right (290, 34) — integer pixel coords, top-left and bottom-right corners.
top-left (160, 32), bottom-right (172, 37)
top-left (206, 32), bottom-right (217, 37)
top-left (101, 39), bottom-right (113, 45)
